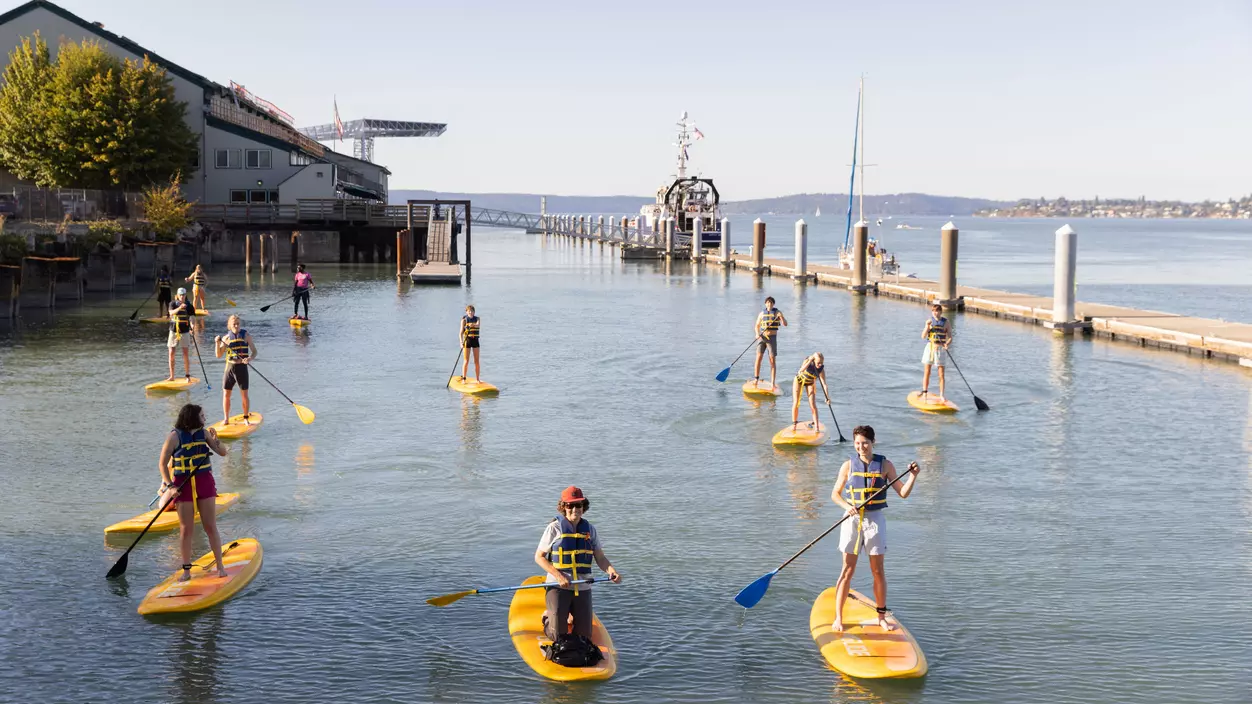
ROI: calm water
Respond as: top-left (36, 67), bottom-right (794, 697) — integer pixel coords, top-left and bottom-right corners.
top-left (2, 228), bottom-right (1251, 703)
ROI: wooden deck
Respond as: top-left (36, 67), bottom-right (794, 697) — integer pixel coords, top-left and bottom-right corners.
top-left (727, 254), bottom-right (1252, 367)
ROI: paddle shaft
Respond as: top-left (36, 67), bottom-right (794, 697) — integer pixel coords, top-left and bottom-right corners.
top-left (771, 468), bottom-right (913, 574)
top-left (259, 293), bottom-right (295, 312)
top-left (480, 577), bottom-right (601, 596)
top-left (248, 362), bottom-right (295, 405)
top-left (820, 387), bottom-right (847, 443)
top-left (129, 290), bottom-right (156, 319)
top-left (107, 472), bottom-right (192, 578)
top-left (446, 344), bottom-right (464, 388)
top-left (724, 336), bottom-right (760, 372)
top-left (190, 331), bottom-right (211, 390)
top-left (943, 348), bottom-right (988, 410)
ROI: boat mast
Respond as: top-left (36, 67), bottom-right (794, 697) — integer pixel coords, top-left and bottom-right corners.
top-left (675, 111), bottom-right (690, 180)
top-left (842, 81), bottom-right (862, 249)
top-left (858, 75), bottom-right (865, 224)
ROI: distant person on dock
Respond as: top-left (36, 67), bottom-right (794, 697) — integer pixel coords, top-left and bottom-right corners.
top-left (186, 265), bottom-right (207, 310)
top-left (157, 403), bottom-right (229, 582)
top-left (214, 314), bottom-right (257, 426)
top-left (829, 425), bottom-right (920, 633)
top-left (292, 263), bottom-right (314, 320)
top-left (166, 288), bottom-right (196, 381)
top-left (459, 305), bottom-right (481, 382)
top-left (156, 265), bottom-right (172, 318)
top-left (752, 297), bottom-right (788, 388)
top-left (791, 352), bottom-right (829, 431)
top-left (920, 304), bottom-right (952, 400)
top-left (534, 486), bottom-right (621, 643)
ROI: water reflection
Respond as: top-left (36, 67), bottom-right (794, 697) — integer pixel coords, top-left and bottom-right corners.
top-left (295, 443), bottom-right (315, 477)
top-left (220, 437), bottom-right (254, 493)
top-left (1044, 335), bottom-right (1076, 483)
top-left (460, 396), bottom-right (483, 452)
top-left (783, 450), bottom-right (823, 520)
top-left (165, 609), bottom-right (224, 704)
top-left (849, 295), bottom-right (867, 364)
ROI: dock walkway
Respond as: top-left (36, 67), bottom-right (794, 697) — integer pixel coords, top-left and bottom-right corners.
top-left (728, 254), bottom-right (1252, 367)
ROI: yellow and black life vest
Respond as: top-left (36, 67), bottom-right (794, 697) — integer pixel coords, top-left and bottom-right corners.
top-left (169, 301), bottom-right (194, 334)
top-left (926, 315), bottom-right (949, 345)
top-left (462, 315), bottom-right (480, 342)
top-left (192, 271), bottom-right (206, 286)
top-left (549, 516), bottom-right (595, 595)
top-left (172, 428), bottom-right (211, 477)
top-left (796, 358), bottom-right (824, 386)
top-left (844, 453), bottom-right (888, 512)
top-left (759, 307), bottom-right (783, 337)
top-left (224, 329), bottom-right (249, 362)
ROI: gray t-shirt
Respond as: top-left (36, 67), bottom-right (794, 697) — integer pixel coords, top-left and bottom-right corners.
top-left (537, 519), bottom-right (602, 589)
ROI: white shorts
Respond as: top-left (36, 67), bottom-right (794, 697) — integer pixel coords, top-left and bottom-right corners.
top-left (921, 343), bottom-right (945, 367)
top-left (167, 331), bottom-right (190, 350)
top-left (838, 509), bottom-right (887, 555)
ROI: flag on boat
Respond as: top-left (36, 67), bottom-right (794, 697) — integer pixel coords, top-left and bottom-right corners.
top-left (693, 126), bottom-right (705, 140)
top-left (334, 98), bottom-right (344, 140)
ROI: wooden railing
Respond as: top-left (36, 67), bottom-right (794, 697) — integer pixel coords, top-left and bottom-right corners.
top-left (206, 98), bottom-right (325, 157)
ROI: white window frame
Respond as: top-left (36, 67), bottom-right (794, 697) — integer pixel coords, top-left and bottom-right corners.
top-left (214, 149), bottom-right (241, 169)
top-left (229, 190), bottom-right (247, 203)
top-left (289, 151), bottom-right (313, 166)
top-left (245, 149), bottom-right (271, 169)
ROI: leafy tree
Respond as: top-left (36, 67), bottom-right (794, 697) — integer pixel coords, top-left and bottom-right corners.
top-left (0, 34), bottom-right (198, 190)
top-left (142, 174), bottom-right (191, 241)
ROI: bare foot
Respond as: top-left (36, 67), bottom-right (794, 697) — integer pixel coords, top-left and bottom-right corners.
top-left (176, 567), bottom-right (191, 583)
top-left (221, 418), bottom-right (231, 426)
top-left (831, 616), bottom-right (845, 634)
top-left (165, 375), bottom-right (175, 381)
top-left (879, 613), bottom-right (895, 632)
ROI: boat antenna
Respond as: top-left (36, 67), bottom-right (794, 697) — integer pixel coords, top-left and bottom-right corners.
top-left (843, 81), bottom-right (862, 249)
top-left (675, 112), bottom-right (692, 180)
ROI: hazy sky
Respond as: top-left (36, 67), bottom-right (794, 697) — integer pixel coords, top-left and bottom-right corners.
top-left (39, 0), bottom-right (1252, 201)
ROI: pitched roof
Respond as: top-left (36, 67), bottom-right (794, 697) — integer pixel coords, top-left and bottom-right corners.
top-left (0, 0), bottom-right (216, 89)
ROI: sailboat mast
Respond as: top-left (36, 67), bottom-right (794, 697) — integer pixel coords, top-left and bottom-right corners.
top-left (858, 76), bottom-right (865, 224)
top-left (842, 82), bottom-right (862, 249)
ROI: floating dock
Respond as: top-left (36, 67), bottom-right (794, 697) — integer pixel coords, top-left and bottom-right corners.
top-left (408, 261), bottom-right (463, 284)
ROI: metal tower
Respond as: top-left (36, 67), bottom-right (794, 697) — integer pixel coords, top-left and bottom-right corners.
top-left (299, 119), bottom-right (447, 163)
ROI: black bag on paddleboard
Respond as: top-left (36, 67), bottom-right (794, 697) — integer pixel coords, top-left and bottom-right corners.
top-left (542, 634), bottom-right (604, 667)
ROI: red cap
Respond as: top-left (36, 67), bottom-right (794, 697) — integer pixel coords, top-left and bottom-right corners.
top-left (560, 486), bottom-right (586, 503)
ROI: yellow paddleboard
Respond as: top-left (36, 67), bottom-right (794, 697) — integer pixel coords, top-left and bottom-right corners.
top-left (138, 538), bottom-right (263, 615)
top-left (508, 576), bottom-right (616, 681)
top-left (772, 421), bottom-right (828, 447)
top-left (742, 380), bottom-right (783, 398)
top-left (449, 377), bottom-right (499, 396)
top-left (208, 412), bottom-right (263, 439)
top-left (145, 377), bottom-right (200, 394)
top-left (104, 493), bottom-right (240, 534)
top-left (810, 587), bottom-right (928, 679)
top-left (907, 391), bottom-right (959, 414)
top-left (194, 310), bottom-right (210, 317)
top-left (288, 317), bottom-right (310, 327)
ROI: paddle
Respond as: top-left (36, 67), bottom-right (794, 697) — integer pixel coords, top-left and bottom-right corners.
top-left (716, 336), bottom-right (761, 382)
top-left (943, 348), bottom-right (989, 411)
top-left (734, 465), bottom-right (916, 608)
top-left (128, 290), bottom-right (156, 321)
top-left (189, 330), bottom-right (212, 391)
top-left (821, 389), bottom-right (848, 443)
top-left (426, 578), bottom-right (605, 607)
top-left (259, 293), bottom-right (295, 313)
top-left (106, 473), bottom-right (191, 579)
top-left (248, 362), bottom-right (315, 424)
top-left (205, 287), bottom-right (236, 307)
top-left (446, 342), bottom-right (465, 388)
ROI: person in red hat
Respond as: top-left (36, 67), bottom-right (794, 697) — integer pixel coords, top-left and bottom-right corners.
top-left (534, 486), bottom-right (621, 641)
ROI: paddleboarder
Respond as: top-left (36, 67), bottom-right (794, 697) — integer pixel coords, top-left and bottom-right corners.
top-left (165, 288), bottom-right (196, 381)
top-left (920, 303), bottom-right (952, 401)
top-left (534, 486), bottom-right (621, 642)
top-left (292, 263), bottom-right (314, 320)
top-left (752, 296), bottom-right (788, 389)
top-left (157, 403), bottom-right (229, 581)
top-left (459, 305), bottom-right (481, 383)
top-left (829, 425), bottom-right (920, 633)
top-left (155, 265), bottom-right (172, 318)
top-left (186, 264), bottom-right (207, 311)
top-left (790, 352), bottom-right (829, 431)
top-left (214, 314), bottom-right (258, 426)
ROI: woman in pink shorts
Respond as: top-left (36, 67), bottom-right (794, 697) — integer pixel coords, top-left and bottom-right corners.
top-left (158, 403), bottom-right (230, 582)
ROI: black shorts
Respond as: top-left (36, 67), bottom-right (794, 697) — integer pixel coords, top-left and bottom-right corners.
top-left (463, 338), bottom-right (480, 349)
top-left (223, 363), bottom-right (249, 391)
top-left (157, 289), bottom-right (171, 306)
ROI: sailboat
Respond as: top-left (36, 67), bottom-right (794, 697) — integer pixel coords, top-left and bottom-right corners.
top-left (837, 78), bottom-right (898, 275)
top-left (815, 206), bottom-right (822, 217)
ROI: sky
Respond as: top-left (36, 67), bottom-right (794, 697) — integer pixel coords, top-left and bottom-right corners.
top-left (34, 0), bottom-right (1252, 201)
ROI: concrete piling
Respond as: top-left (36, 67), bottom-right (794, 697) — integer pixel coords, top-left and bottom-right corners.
top-left (793, 219), bottom-right (812, 282)
top-left (597, 215), bottom-right (605, 242)
top-left (719, 218), bottom-right (731, 266)
top-left (1045, 224), bottom-right (1087, 333)
top-left (664, 217), bottom-right (675, 258)
top-left (939, 222), bottom-right (960, 307)
top-left (692, 219), bottom-right (703, 262)
top-left (852, 221), bottom-right (871, 293)
top-left (751, 219), bottom-right (766, 273)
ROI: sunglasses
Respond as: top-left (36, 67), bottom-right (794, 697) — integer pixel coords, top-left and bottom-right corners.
top-left (562, 502), bottom-right (587, 510)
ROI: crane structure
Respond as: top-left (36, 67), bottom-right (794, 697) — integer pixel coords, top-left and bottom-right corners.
top-left (299, 118), bottom-right (447, 164)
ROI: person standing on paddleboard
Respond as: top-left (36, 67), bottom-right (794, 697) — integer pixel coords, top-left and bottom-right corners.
top-left (166, 288), bottom-right (196, 381)
top-left (292, 263), bottom-right (314, 320)
top-left (186, 264), bottom-right (208, 311)
top-left (829, 425), bottom-right (920, 633)
top-left (157, 403), bottom-right (229, 581)
top-left (534, 486), bottom-right (622, 642)
top-left (214, 314), bottom-right (258, 426)
top-left (791, 352), bottom-right (829, 431)
top-left (920, 303), bottom-right (952, 401)
top-left (459, 305), bottom-right (482, 383)
top-left (156, 265), bottom-right (172, 318)
top-left (752, 297), bottom-right (788, 389)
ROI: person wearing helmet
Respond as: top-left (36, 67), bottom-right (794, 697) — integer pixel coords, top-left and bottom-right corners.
top-left (534, 486), bottom-right (621, 641)
top-left (166, 287), bottom-right (196, 381)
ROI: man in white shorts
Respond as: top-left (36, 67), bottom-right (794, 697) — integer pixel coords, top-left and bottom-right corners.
top-left (166, 287), bottom-right (196, 381)
top-left (829, 424), bottom-right (921, 633)
top-left (920, 303), bottom-right (952, 401)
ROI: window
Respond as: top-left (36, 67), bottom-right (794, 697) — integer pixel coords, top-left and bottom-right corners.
top-left (248, 190), bottom-right (269, 203)
top-left (316, 170), bottom-right (324, 178)
top-left (269, 191), bottom-right (280, 203)
top-left (290, 151), bottom-right (313, 166)
top-left (214, 149), bottom-right (241, 169)
top-left (245, 149), bottom-right (271, 169)
top-left (229, 190), bottom-right (247, 203)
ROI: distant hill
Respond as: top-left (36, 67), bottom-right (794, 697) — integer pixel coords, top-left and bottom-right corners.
top-left (389, 189), bottom-right (1010, 217)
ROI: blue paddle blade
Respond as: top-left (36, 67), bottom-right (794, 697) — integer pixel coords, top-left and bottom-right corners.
top-left (715, 367), bottom-right (731, 383)
top-left (734, 570), bottom-right (777, 608)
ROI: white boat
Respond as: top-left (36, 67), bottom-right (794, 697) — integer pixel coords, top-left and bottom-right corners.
top-left (835, 78), bottom-right (899, 277)
top-left (815, 206), bottom-right (821, 217)
top-left (640, 112), bottom-right (722, 248)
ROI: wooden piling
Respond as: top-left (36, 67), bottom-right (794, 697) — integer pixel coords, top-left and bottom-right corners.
top-left (852, 221), bottom-right (871, 293)
top-left (245, 233), bottom-right (253, 273)
top-left (751, 219), bottom-right (766, 273)
top-left (939, 222), bottom-right (959, 307)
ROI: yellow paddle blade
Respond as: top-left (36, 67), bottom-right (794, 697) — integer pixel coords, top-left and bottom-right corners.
top-left (425, 590), bottom-right (477, 607)
top-left (294, 403), bottom-right (315, 425)
top-left (225, 298), bottom-right (237, 307)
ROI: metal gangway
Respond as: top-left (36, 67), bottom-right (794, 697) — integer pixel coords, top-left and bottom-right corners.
top-left (192, 200), bottom-right (549, 232)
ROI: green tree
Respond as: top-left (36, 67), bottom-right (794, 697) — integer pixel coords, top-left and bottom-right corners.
top-left (0, 34), bottom-right (198, 190)
top-left (142, 175), bottom-right (191, 241)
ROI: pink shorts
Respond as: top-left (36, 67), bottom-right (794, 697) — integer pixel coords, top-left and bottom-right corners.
top-left (164, 472), bottom-right (217, 508)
